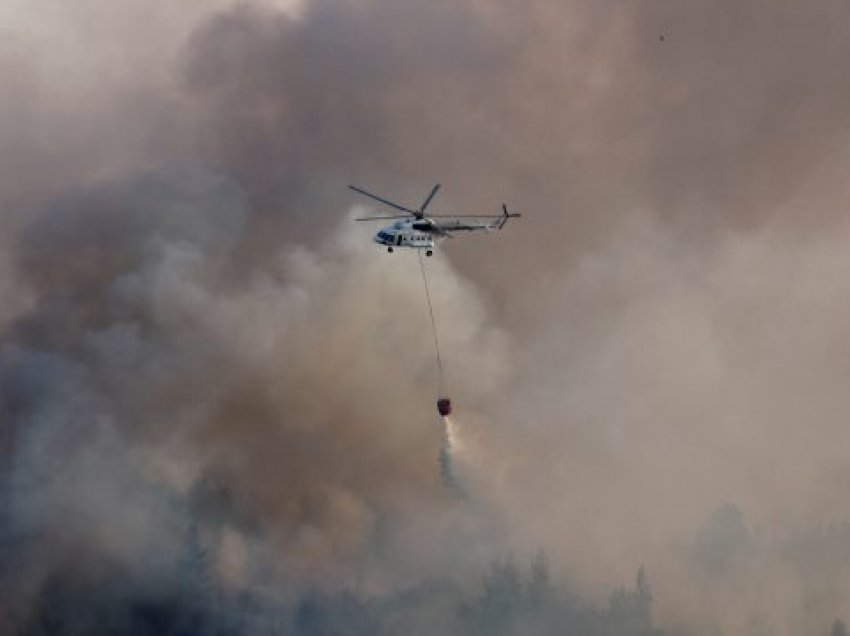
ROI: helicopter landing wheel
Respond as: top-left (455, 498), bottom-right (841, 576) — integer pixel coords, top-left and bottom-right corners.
top-left (387, 247), bottom-right (394, 253)
top-left (426, 250), bottom-right (433, 257)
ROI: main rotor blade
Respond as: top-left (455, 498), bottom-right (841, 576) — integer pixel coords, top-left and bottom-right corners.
top-left (419, 184), bottom-right (441, 213)
top-left (355, 215), bottom-right (409, 221)
top-left (427, 213), bottom-right (523, 218)
top-left (349, 185), bottom-right (416, 214)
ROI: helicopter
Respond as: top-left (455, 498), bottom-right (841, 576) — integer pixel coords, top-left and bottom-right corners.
top-left (350, 183), bottom-right (521, 256)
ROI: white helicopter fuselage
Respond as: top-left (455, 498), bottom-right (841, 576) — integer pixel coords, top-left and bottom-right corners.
top-left (374, 220), bottom-right (436, 253)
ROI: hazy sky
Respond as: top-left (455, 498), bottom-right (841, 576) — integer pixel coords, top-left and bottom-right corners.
top-left (3, 2), bottom-right (850, 634)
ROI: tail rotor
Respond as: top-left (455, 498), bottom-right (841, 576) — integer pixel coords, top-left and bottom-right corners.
top-left (498, 203), bottom-right (521, 229)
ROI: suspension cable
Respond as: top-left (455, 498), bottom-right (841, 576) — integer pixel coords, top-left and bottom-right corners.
top-left (417, 250), bottom-right (444, 395)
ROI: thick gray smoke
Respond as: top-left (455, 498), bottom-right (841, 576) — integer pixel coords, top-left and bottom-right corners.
top-left (3, 1), bottom-right (850, 634)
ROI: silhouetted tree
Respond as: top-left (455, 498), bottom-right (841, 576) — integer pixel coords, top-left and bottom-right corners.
top-left (526, 551), bottom-right (554, 610)
top-left (607, 566), bottom-right (657, 636)
top-left (474, 557), bottom-right (523, 635)
top-left (693, 503), bottom-right (753, 578)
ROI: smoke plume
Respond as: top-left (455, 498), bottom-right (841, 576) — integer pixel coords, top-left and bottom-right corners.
top-left (3, 1), bottom-right (850, 634)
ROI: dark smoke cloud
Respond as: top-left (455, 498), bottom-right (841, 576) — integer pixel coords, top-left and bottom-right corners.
top-left (0, 163), bottom-right (512, 630)
top-left (176, 0), bottom-right (850, 324)
top-left (3, 1), bottom-right (850, 634)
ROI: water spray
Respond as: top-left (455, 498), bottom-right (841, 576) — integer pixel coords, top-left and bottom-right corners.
top-left (439, 416), bottom-right (465, 496)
